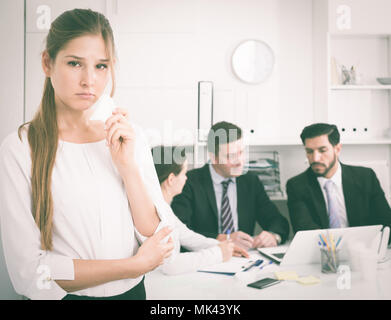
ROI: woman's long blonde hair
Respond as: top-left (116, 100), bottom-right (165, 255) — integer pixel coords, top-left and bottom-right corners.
top-left (18, 9), bottom-right (116, 250)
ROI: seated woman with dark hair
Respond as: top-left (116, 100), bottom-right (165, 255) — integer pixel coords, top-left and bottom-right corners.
top-left (151, 146), bottom-right (248, 275)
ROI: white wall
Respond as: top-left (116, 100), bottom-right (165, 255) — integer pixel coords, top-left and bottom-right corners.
top-left (111, 0), bottom-right (314, 145)
top-left (0, 0), bottom-right (24, 300)
top-left (23, 0), bottom-right (315, 146)
top-left (0, 0), bottom-right (24, 142)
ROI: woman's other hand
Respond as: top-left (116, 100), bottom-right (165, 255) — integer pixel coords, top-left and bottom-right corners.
top-left (133, 226), bottom-right (174, 275)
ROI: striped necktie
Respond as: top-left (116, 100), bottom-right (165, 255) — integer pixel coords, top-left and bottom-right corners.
top-left (324, 180), bottom-right (341, 228)
top-left (221, 179), bottom-right (234, 234)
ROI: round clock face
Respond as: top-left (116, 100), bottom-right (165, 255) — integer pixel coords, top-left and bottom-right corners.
top-left (232, 40), bottom-right (275, 84)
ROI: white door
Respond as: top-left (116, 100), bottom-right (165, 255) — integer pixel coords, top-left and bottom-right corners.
top-left (107, 0), bottom-right (199, 146)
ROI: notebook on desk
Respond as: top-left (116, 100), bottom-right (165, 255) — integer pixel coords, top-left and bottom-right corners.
top-left (257, 225), bottom-right (383, 266)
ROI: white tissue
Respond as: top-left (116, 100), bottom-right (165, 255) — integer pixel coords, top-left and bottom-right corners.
top-left (89, 94), bottom-right (116, 123)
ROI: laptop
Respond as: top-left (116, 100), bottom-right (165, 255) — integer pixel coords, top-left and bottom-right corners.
top-left (257, 225), bottom-right (383, 266)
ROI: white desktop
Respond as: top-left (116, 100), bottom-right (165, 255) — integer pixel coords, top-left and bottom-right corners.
top-left (144, 227), bottom-right (391, 300)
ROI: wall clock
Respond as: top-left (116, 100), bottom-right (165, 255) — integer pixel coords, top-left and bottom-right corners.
top-left (232, 39), bottom-right (275, 84)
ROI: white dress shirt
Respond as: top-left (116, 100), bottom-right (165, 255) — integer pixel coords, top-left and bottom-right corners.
top-left (0, 123), bottom-right (172, 300)
top-left (209, 164), bottom-right (238, 234)
top-left (317, 162), bottom-right (349, 228)
top-left (160, 201), bottom-right (222, 275)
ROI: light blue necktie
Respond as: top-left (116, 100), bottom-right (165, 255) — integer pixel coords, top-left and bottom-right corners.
top-left (324, 180), bottom-right (341, 228)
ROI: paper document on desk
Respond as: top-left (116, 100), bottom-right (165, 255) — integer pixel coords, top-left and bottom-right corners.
top-left (198, 254), bottom-right (259, 276)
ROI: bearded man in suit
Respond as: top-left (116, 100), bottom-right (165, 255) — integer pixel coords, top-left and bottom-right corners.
top-left (286, 123), bottom-right (391, 233)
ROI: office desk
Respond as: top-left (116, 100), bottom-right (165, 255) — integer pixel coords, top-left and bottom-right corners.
top-left (144, 249), bottom-right (391, 300)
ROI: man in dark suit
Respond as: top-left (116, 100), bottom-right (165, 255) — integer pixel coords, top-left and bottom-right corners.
top-left (286, 123), bottom-right (391, 233)
top-left (171, 121), bottom-right (289, 250)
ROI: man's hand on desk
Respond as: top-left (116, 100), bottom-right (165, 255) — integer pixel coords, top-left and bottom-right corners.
top-left (252, 231), bottom-right (279, 248)
top-left (217, 231), bottom-right (254, 250)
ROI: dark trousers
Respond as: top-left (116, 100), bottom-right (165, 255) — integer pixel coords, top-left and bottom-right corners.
top-left (63, 277), bottom-right (146, 300)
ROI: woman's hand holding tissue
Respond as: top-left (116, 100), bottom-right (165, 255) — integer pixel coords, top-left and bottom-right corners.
top-left (104, 107), bottom-right (137, 174)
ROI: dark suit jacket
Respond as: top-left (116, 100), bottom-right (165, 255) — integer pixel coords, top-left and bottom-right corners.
top-left (286, 163), bottom-right (391, 234)
top-left (171, 164), bottom-right (290, 243)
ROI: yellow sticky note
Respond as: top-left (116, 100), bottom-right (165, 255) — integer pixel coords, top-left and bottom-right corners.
top-left (274, 271), bottom-right (299, 281)
top-left (297, 276), bottom-right (321, 285)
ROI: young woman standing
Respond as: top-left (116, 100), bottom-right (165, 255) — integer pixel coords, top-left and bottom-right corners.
top-left (0, 9), bottom-right (173, 300)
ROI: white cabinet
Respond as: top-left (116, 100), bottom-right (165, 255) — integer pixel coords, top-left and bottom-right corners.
top-left (325, 0), bottom-right (391, 142)
top-left (328, 34), bottom-right (391, 142)
top-left (312, 0), bottom-right (391, 202)
top-left (313, 0), bottom-right (391, 142)
top-left (328, 0), bottom-right (391, 35)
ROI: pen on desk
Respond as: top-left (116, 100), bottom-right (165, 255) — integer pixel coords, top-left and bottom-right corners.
top-left (243, 259), bottom-right (263, 272)
top-left (318, 241), bottom-right (322, 248)
top-left (329, 232), bottom-right (337, 270)
top-left (318, 234), bottom-right (326, 247)
top-left (321, 234), bottom-right (330, 251)
top-left (259, 260), bottom-right (273, 270)
top-left (329, 232), bottom-right (336, 252)
top-left (335, 236), bottom-right (342, 248)
top-left (241, 260), bottom-right (253, 269)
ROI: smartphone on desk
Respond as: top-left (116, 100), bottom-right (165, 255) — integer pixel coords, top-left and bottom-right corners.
top-left (247, 277), bottom-right (281, 290)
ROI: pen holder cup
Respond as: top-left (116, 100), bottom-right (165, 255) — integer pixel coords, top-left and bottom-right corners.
top-left (320, 248), bottom-right (340, 273)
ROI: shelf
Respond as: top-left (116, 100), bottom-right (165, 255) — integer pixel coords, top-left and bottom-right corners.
top-left (341, 139), bottom-right (391, 145)
top-left (249, 140), bottom-right (302, 146)
top-left (251, 139), bottom-right (391, 145)
top-left (195, 139), bottom-right (391, 147)
top-left (330, 85), bottom-right (391, 90)
top-left (197, 140), bottom-right (302, 147)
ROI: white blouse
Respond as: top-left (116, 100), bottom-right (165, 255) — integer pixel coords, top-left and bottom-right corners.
top-left (160, 201), bottom-right (223, 275)
top-left (0, 123), bottom-right (171, 300)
